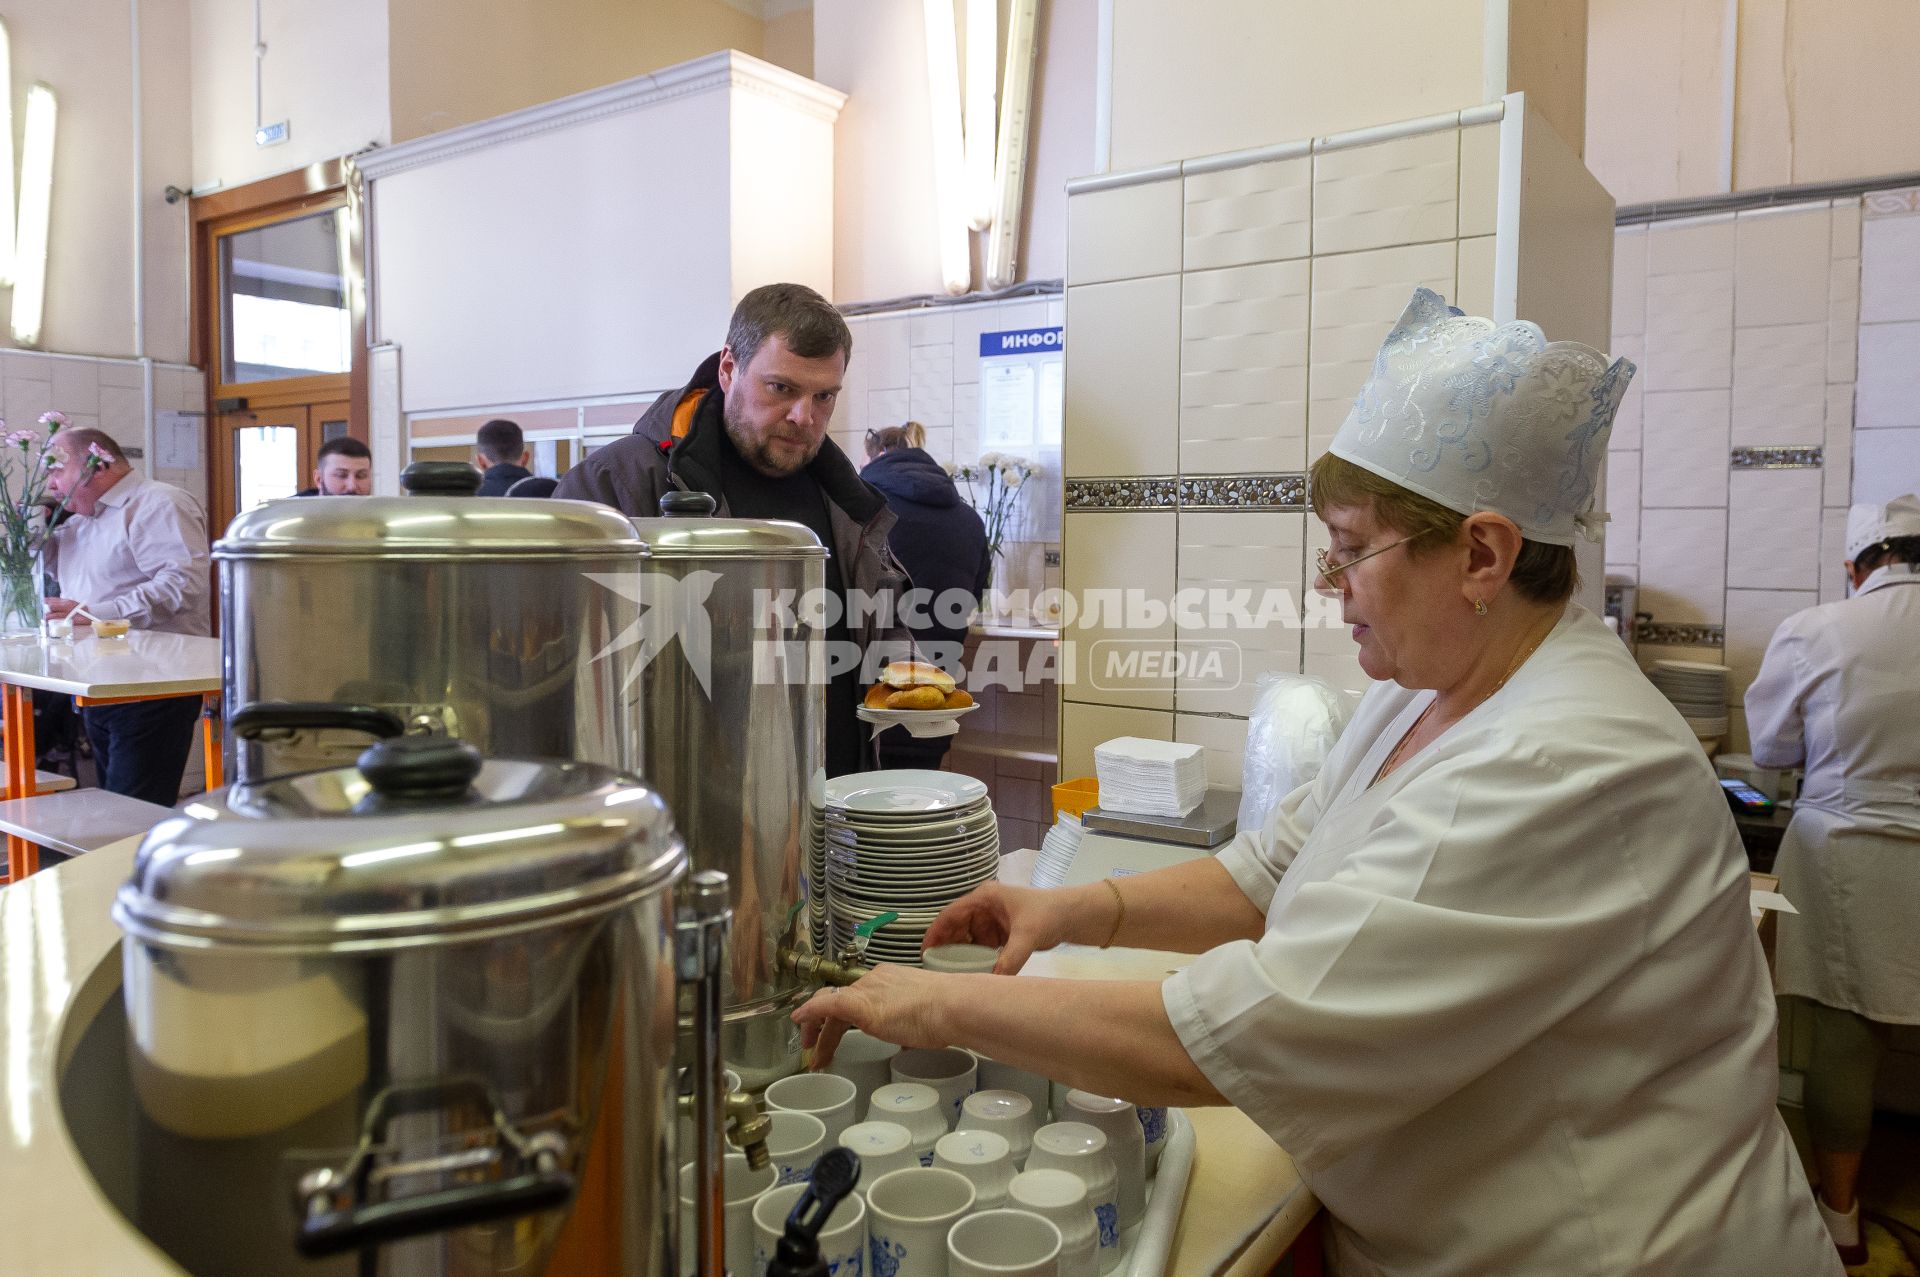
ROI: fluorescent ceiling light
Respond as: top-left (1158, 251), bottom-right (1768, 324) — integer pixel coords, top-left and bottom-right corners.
top-left (922, 0), bottom-right (970, 295)
top-left (0, 21), bottom-right (15, 286)
top-left (963, 0), bottom-right (998, 232)
top-left (11, 84), bottom-right (55, 347)
top-left (987, 0), bottom-right (1039, 289)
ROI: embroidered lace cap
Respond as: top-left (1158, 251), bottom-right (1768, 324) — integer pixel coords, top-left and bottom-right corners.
top-left (1326, 288), bottom-right (1637, 546)
top-left (1845, 493), bottom-right (1920, 561)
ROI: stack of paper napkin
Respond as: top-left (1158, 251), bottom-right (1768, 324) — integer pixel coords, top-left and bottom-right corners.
top-left (1093, 737), bottom-right (1206, 818)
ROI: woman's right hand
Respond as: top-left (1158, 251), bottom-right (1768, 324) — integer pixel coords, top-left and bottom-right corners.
top-left (922, 882), bottom-right (1088, 975)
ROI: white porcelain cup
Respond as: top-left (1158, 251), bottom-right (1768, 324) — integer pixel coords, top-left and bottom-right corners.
top-left (866, 1166), bottom-right (976, 1277)
top-left (677, 1152), bottom-right (778, 1277)
top-left (958, 1089), bottom-right (1038, 1164)
top-left (827, 1029), bottom-right (903, 1103)
top-left (1135, 1106), bottom-right (1169, 1176)
top-left (933, 1128), bottom-right (1016, 1210)
top-left (1007, 1170), bottom-right (1097, 1277)
top-left (947, 1209), bottom-right (1061, 1277)
top-left (973, 1055), bottom-right (1053, 1123)
top-left (892, 1047), bottom-right (977, 1125)
top-left (837, 1120), bottom-right (923, 1182)
top-left (866, 1082), bottom-right (949, 1166)
top-left (922, 943), bottom-right (1000, 974)
top-left (753, 1181), bottom-right (868, 1277)
top-left (768, 1071), bottom-right (860, 1145)
top-left (766, 1110), bottom-right (829, 1188)
top-left (1060, 1093), bottom-right (1144, 1232)
top-left (1025, 1123), bottom-right (1121, 1273)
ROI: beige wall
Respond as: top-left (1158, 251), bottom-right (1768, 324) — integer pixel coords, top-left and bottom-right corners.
top-left (387, 0), bottom-right (765, 141)
top-left (1588, 0), bottom-right (1920, 206)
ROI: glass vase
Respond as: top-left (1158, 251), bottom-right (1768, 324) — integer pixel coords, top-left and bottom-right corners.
top-left (0, 557), bottom-right (43, 642)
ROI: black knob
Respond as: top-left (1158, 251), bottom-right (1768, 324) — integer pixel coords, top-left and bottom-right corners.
top-left (356, 736), bottom-right (484, 804)
top-left (659, 491), bottom-right (717, 517)
top-left (401, 461), bottom-right (484, 497)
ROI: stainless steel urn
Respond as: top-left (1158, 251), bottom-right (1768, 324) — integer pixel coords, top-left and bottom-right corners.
top-left (216, 463), bottom-right (649, 784)
top-left (113, 737), bottom-right (689, 1276)
top-left (630, 496), bottom-right (828, 1087)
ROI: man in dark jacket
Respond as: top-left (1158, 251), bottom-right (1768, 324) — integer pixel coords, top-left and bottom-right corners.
top-left (555, 282), bottom-right (911, 777)
top-left (476, 418), bottom-right (534, 496)
top-left (862, 425), bottom-right (989, 770)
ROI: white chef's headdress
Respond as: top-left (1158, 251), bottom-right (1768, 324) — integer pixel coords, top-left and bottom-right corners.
top-left (1327, 289), bottom-right (1637, 546)
top-left (1844, 493), bottom-right (1920, 561)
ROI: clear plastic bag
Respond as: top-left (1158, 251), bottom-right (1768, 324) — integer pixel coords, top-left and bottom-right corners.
top-left (1237, 673), bottom-right (1357, 834)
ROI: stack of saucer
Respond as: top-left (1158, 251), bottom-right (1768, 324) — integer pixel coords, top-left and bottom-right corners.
top-left (1031, 812), bottom-right (1085, 890)
top-left (823, 770), bottom-right (998, 964)
top-left (807, 772), bottom-right (829, 953)
top-left (1646, 660), bottom-right (1731, 749)
top-left (1093, 738), bottom-right (1206, 818)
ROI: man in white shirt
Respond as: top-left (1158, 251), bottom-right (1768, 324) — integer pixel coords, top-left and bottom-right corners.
top-left (43, 428), bottom-right (212, 805)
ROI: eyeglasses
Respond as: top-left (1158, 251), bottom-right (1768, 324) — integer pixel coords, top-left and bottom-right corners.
top-left (1314, 533), bottom-right (1422, 583)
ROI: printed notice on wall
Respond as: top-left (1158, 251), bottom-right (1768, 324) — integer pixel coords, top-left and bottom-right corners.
top-left (978, 326), bottom-right (1063, 453)
top-left (155, 411), bottom-right (202, 471)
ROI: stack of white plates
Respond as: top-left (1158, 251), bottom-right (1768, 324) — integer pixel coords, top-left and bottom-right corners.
top-left (1094, 737), bottom-right (1206, 817)
top-left (1647, 659), bottom-right (1731, 743)
top-left (1032, 812), bottom-right (1085, 890)
top-left (822, 770), bottom-right (997, 965)
top-left (807, 771), bottom-right (829, 953)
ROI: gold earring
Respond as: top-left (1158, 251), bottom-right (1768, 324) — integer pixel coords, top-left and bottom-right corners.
top-left (1474, 599), bottom-right (1488, 616)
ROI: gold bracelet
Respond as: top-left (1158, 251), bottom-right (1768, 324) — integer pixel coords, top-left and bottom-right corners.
top-left (1100, 878), bottom-right (1126, 949)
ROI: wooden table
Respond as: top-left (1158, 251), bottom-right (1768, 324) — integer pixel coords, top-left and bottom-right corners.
top-left (0, 630), bottom-right (222, 880)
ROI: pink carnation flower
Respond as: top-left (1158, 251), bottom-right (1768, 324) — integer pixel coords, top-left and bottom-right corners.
top-left (87, 442), bottom-right (113, 465)
top-left (38, 410), bottom-right (68, 428)
top-left (5, 430), bottom-right (34, 447)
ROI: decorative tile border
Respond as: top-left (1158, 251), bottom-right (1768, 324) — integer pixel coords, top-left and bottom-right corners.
top-left (1065, 473), bottom-right (1306, 512)
top-left (1177, 473), bottom-right (1308, 511)
top-left (1635, 620), bottom-right (1725, 648)
top-left (1064, 477), bottom-right (1181, 511)
top-left (1730, 446), bottom-right (1823, 469)
top-left (1865, 186), bottom-right (1920, 218)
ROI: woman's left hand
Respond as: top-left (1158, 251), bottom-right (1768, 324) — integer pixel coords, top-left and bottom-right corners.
top-left (792, 964), bottom-right (960, 1069)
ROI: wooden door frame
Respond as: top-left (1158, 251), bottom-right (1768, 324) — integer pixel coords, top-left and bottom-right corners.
top-left (190, 159), bottom-right (370, 530)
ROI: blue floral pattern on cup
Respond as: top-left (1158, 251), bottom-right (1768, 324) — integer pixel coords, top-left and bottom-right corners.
top-left (1095, 1202), bottom-right (1120, 1249)
top-left (1137, 1106), bottom-right (1167, 1145)
top-left (871, 1235), bottom-right (906, 1277)
top-left (829, 1250), bottom-right (864, 1277)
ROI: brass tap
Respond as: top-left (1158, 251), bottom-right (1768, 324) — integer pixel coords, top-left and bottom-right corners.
top-left (678, 1087), bottom-right (774, 1171)
top-left (776, 942), bottom-right (871, 988)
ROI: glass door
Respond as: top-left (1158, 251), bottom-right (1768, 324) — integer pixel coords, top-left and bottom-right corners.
top-left (224, 405), bottom-right (311, 512)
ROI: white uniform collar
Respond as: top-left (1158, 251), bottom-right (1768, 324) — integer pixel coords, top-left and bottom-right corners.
top-left (1857, 562), bottom-right (1920, 596)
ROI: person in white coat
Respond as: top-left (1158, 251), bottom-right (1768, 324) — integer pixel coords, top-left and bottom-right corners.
top-left (1745, 492), bottom-right (1920, 1265)
top-left (793, 291), bottom-right (1839, 1276)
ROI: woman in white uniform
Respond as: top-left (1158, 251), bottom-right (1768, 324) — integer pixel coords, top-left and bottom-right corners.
top-left (1745, 493), bottom-right (1920, 1265)
top-left (794, 291), bottom-right (1837, 1276)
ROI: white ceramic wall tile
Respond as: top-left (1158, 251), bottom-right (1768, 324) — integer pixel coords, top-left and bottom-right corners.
top-left (1733, 207), bottom-right (1832, 327)
top-left (998, 690), bottom-right (1049, 740)
top-left (952, 302), bottom-right (1050, 382)
top-left (99, 385), bottom-right (144, 437)
top-left (1639, 507), bottom-right (1728, 623)
top-left (1647, 217), bottom-right (1736, 274)
top-left (1608, 332), bottom-right (1645, 451)
top-left (1454, 236), bottom-right (1495, 320)
top-left (1860, 213), bottom-right (1920, 324)
top-left (915, 426), bottom-right (956, 468)
top-left (98, 361), bottom-right (145, 389)
top-left (1175, 512), bottom-right (1306, 715)
top-left (1312, 129), bottom-right (1459, 257)
top-left (1831, 198), bottom-right (1862, 260)
top-left (1060, 702), bottom-right (1174, 780)
top-left (47, 360), bottom-right (100, 416)
top-left (1852, 427), bottom-right (1920, 506)
top-left (1063, 511), bottom-right (1176, 709)
top-left (1643, 269), bottom-right (1733, 392)
top-left (1855, 321), bottom-right (1920, 428)
top-left (4, 376), bottom-right (52, 424)
top-left (1306, 241), bottom-right (1456, 456)
top-left (1183, 156), bottom-right (1311, 272)
top-left (1612, 227), bottom-right (1648, 337)
top-left (0, 351), bottom-right (50, 383)
top-left (1828, 257), bottom-right (1861, 384)
top-left (910, 310), bottom-right (954, 348)
top-left (1047, 298), bottom-right (1065, 326)
top-left (867, 388), bottom-right (909, 437)
top-left (1639, 390), bottom-right (1729, 508)
top-left (1173, 712), bottom-right (1249, 790)
top-left (908, 344), bottom-right (955, 428)
top-left (1604, 449), bottom-right (1641, 568)
top-left (1179, 260), bottom-right (1309, 475)
top-left (1064, 276), bottom-right (1181, 478)
top-left (1302, 650), bottom-right (1371, 699)
top-left (1730, 323), bottom-right (1826, 446)
top-left (1068, 180), bottom-right (1184, 285)
top-left (1458, 123), bottom-right (1500, 240)
top-left (839, 327), bottom-right (871, 428)
top-left (1824, 385), bottom-right (1854, 507)
top-left (862, 316), bottom-right (912, 391)
top-left (953, 383), bottom-right (980, 461)
top-left (1819, 507), bottom-right (1850, 604)
top-left (1725, 588), bottom-right (1817, 703)
top-left (1727, 469), bottom-right (1822, 590)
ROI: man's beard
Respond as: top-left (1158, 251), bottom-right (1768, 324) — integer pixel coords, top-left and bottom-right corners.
top-left (723, 400), bottom-right (820, 478)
